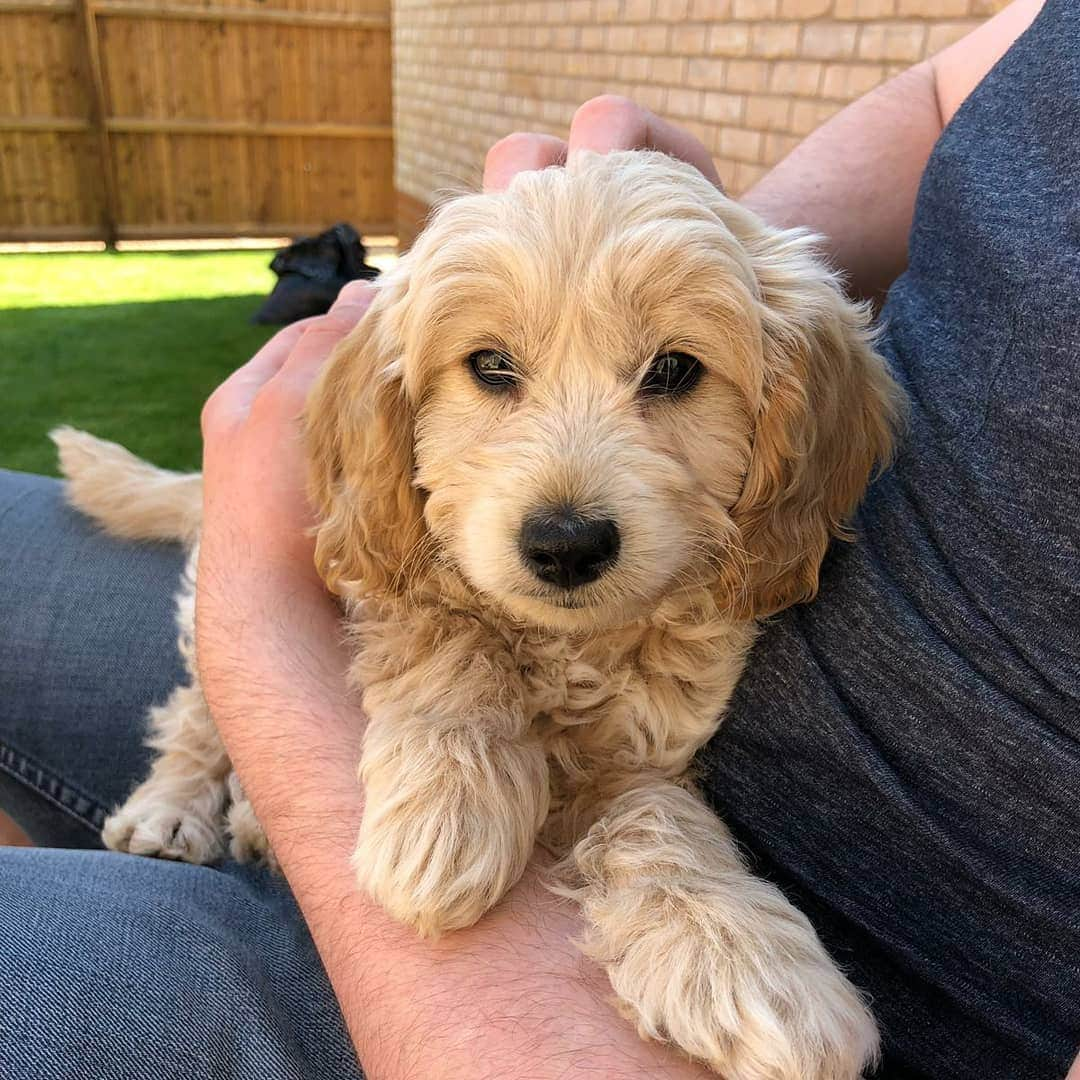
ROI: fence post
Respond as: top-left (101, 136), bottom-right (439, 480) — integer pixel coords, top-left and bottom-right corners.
top-left (77, 0), bottom-right (119, 247)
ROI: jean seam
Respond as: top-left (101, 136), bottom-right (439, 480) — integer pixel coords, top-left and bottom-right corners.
top-left (0, 737), bottom-right (110, 836)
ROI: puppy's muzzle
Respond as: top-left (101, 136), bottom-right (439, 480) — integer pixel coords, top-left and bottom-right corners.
top-left (519, 506), bottom-right (620, 590)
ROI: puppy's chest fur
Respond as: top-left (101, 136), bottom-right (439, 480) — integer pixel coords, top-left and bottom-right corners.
top-left (349, 591), bottom-right (757, 838)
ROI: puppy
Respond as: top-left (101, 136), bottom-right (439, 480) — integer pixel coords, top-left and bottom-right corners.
top-left (55, 150), bottom-right (902, 1080)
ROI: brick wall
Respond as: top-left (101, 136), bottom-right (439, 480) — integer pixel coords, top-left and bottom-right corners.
top-left (392, 0), bottom-right (1007, 237)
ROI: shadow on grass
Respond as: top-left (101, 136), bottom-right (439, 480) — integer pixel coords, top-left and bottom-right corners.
top-left (0, 295), bottom-right (276, 476)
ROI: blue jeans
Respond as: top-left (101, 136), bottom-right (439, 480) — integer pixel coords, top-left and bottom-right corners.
top-left (0, 469), bottom-right (362, 1080)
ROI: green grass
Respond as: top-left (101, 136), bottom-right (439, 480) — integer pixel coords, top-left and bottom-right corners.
top-left (0, 251), bottom-right (278, 476)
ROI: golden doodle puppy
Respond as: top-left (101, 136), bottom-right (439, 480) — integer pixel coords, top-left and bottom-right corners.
top-left (55, 150), bottom-right (903, 1080)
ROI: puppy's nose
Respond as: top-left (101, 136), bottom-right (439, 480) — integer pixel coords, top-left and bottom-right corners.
top-left (519, 508), bottom-right (620, 589)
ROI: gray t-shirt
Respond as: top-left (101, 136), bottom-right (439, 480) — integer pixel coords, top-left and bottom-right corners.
top-left (700, 2), bottom-right (1080, 1076)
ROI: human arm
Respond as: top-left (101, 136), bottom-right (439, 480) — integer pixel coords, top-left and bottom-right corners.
top-left (195, 286), bottom-right (716, 1080)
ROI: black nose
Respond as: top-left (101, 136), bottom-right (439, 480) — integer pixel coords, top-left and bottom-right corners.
top-left (519, 508), bottom-right (620, 589)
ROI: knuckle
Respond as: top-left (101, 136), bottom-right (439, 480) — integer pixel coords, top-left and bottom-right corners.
top-left (301, 312), bottom-right (356, 340)
top-left (200, 388), bottom-right (225, 437)
top-left (485, 131), bottom-right (540, 170)
top-left (573, 93), bottom-right (642, 125)
top-left (335, 279), bottom-right (376, 306)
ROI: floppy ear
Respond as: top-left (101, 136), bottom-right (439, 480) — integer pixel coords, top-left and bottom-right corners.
top-left (304, 274), bottom-right (426, 599)
top-left (721, 225), bottom-right (904, 619)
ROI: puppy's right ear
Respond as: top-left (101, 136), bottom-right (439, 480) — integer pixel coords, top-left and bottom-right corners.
top-left (304, 272), bottom-right (426, 599)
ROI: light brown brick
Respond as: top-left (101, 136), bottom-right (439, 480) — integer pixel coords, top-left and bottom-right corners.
top-left (651, 55), bottom-right (689, 83)
top-left (666, 86), bottom-right (705, 118)
top-left (724, 58), bottom-right (771, 91)
top-left (622, 0), bottom-right (655, 21)
top-left (702, 91), bottom-right (745, 123)
top-left (606, 25), bottom-right (636, 51)
top-left (720, 127), bottom-right (763, 162)
top-left (733, 0), bottom-right (777, 17)
top-left (690, 0), bottom-right (733, 15)
top-left (857, 22), bottom-right (926, 61)
top-left (634, 24), bottom-right (671, 53)
top-left (769, 59), bottom-right (823, 93)
top-left (579, 26), bottom-right (605, 50)
top-left (801, 23), bottom-right (859, 59)
top-left (779, 0), bottom-right (832, 15)
top-left (744, 94), bottom-right (792, 130)
top-left (732, 161), bottom-right (767, 191)
top-left (750, 21), bottom-right (800, 58)
top-left (654, 0), bottom-right (692, 18)
top-left (763, 131), bottom-right (801, 161)
top-left (897, 0), bottom-right (967, 14)
top-left (820, 61), bottom-right (885, 98)
top-left (790, 98), bottom-right (842, 133)
top-left (633, 83), bottom-right (669, 112)
top-left (707, 23), bottom-right (751, 56)
top-left (670, 23), bottom-right (711, 55)
top-left (686, 56), bottom-right (726, 87)
top-left (618, 54), bottom-right (652, 81)
top-left (833, 0), bottom-right (894, 16)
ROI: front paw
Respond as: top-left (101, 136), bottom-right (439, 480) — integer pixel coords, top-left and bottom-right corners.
top-left (353, 733), bottom-right (548, 937)
top-left (103, 794), bottom-right (225, 864)
top-left (574, 828), bottom-right (877, 1080)
top-left (587, 887), bottom-right (877, 1080)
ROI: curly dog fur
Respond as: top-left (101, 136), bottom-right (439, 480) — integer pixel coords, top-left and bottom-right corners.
top-left (54, 151), bottom-right (903, 1080)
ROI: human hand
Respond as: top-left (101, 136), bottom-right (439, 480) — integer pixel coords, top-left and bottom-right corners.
top-left (199, 281), bottom-right (376, 589)
top-left (482, 93), bottom-right (724, 192)
top-left (195, 282), bottom-right (377, 810)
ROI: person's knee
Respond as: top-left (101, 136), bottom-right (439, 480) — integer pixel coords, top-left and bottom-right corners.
top-left (0, 850), bottom-right (359, 1079)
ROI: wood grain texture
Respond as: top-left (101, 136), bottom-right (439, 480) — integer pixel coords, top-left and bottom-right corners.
top-left (0, 0), bottom-right (392, 241)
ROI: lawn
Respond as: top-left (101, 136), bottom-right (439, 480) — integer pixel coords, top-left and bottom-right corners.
top-left (0, 251), bottom-right (278, 476)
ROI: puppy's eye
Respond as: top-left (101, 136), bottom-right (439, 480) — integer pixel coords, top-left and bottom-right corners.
top-left (640, 351), bottom-right (702, 397)
top-left (468, 349), bottom-right (517, 390)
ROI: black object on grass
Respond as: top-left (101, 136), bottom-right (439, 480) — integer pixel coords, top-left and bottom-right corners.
top-left (252, 222), bottom-right (380, 325)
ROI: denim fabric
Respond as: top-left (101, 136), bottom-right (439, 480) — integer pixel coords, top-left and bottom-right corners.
top-left (0, 472), bottom-right (363, 1079)
top-left (0, 850), bottom-right (361, 1080)
top-left (0, 468), bottom-right (184, 848)
top-left (700, 2), bottom-right (1080, 1078)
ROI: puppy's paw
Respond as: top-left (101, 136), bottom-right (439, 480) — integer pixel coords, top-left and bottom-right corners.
top-left (103, 798), bottom-right (225, 864)
top-left (354, 734), bottom-right (548, 937)
top-left (575, 835), bottom-right (877, 1080)
top-left (225, 774), bottom-right (277, 870)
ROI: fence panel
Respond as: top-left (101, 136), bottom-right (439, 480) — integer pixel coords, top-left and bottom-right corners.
top-left (0, 0), bottom-right (393, 241)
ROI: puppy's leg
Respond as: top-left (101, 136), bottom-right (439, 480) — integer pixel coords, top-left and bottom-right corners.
top-left (225, 771), bottom-right (276, 868)
top-left (356, 714), bottom-right (549, 937)
top-left (567, 778), bottom-right (877, 1080)
top-left (103, 679), bottom-right (229, 863)
top-left (352, 617), bottom-right (549, 937)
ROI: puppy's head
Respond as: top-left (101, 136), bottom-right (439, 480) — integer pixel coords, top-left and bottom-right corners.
top-left (306, 151), bottom-right (902, 630)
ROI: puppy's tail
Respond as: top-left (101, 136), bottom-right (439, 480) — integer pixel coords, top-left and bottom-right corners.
top-left (50, 426), bottom-right (202, 545)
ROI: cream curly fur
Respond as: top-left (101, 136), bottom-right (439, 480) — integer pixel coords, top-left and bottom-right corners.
top-left (55, 151), bottom-right (903, 1080)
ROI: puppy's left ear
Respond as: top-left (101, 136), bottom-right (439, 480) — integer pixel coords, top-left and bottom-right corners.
top-left (723, 223), bottom-right (904, 618)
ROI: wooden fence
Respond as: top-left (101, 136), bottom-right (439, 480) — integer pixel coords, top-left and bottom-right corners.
top-left (0, 0), bottom-right (393, 242)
